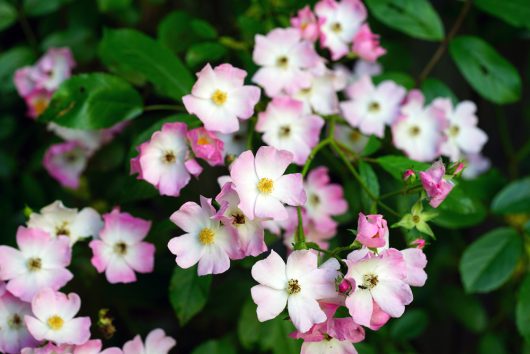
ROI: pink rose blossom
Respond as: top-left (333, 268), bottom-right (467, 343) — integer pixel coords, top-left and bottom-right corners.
top-left (130, 122), bottom-right (199, 197)
top-left (22, 340), bottom-right (122, 354)
top-left (291, 70), bottom-right (340, 115)
top-left (291, 6), bottom-right (321, 42)
top-left (355, 213), bottom-right (389, 248)
top-left (122, 328), bottom-right (176, 354)
top-left (256, 97), bottom-right (324, 165)
top-left (401, 248), bottom-right (428, 287)
top-left (89, 208), bottom-right (154, 284)
top-left (340, 75), bottom-right (406, 138)
top-left (0, 227), bottom-right (72, 302)
top-left (33, 48), bottom-right (76, 92)
top-left (315, 0), bottom-right (367, 60)
top-left (27, 201), bottom-right (103, 246)
top-left (187, 127), bottom-right (224, 166)
top-left (43, 141), bottom-right (91, 189)
top-left (14, 67), bottom-right (39, 97)
top-left (183, 63), bottom-right (260, 134)
top-left (352, 24), bottom-right (386, 62)
top-left (215, 182), bottom-right (267, 259)
top-left (344, 248), bottom-right (413, 327)
top-left (25, 88), bottom-right (52, 118)
top-left (230, 146), bottom-right (307, 221)
top-left (252, 28), bottom-right (321, 97)
top-left (419, 160), bottom-right (454, 208)
top-left (25, 288), bottom-right (91, 345)
top-left (333, 124), bottom-right (370, 154)
top-left (0, 291), bottom-right (39, 353)
top-left (251, 250), bottom-right (340, 333)
top-left (168, 196), bottom-right (237, 275)
top-left (304, 167), bottom-right (347, 234)
top-left (392, 90), bottom-right (446, 162)
top-left (283, 212), bottom-right (336, 251)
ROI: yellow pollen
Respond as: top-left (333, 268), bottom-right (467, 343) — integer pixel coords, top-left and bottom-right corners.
top-left (301, 22), bottom-right (309, 30)
top-left (232, 212), bottom-right (246, 225)
top-left (331, 22), bottom-right (342, 33)
top-left (47, 315), bottom-right (64, 331)
top-left (449, 125), bottom-right (460, 137)
top-left (368, 101), bottom-right (380, 113)
top-left (34, 98), bottom-right (49, 116)
top-left (198, 228), bottom-right (215, 245)
top-left (27, 257), bottom-right (42, 272)
top-left (276, 56), bottom-right (289, 68)
top-left (55, 222), bottom-right (70, 237)
top-left (310, 194), bottom-right (320, 206)
top-left (287, 279), bottom-right (301, 295)
top-left (113, 242), bottom-right (127, 255)
top-left (162, 151), bottom-right (176, 164)
top-left (360, 273), bottom-right (379, 290)
top-left (409, 125), bottom-right (421, 136)
top-left (257, 178), bottom-right (274, 194)
top-left (211, 90), bottom-right (228, 106)
top-left (197, 136), bottom-right (210, 145)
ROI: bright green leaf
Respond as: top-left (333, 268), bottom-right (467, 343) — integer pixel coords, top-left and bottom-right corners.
top-left (0, 1), bottom-right (16, 32)
top-left (460, 227), bottom-right (523, 293)
top-left (41, 27), bottom-right (97, 64)
top-left (359, 161), bottom-right (379, 213)
top-left (516, 273), bottom-right (530, 342)
top-left (365, 0), bottom-right (444, 41)
top-left (421, 78), bottom-right (458, 104)
top-left (158, 11), bottom-right (196, 53)
top-left (390, 309), bottom-right (428, 341)
top-left (186, 42), bottom-right (228, 68)
top-left (433, 187), bottom-right (487, 228)
top-left (169, 266), bottom-right (212, 326)
top-left (376, 155), bottom-right (429, 180)
top-left (449, 36), bottom-right (521, 104)
top-left (99, 28), bottom-right (194, 101)
top-left (373, 72), bottom-right (414, 90)
top-left (191, 19), bottom-right (218, 39)
top-left (475, 0), bottom-right (530, 30)
top-left (491, 177), bottom-right (530, 214)
top-left (39, 73), bottom-right (143, 129)
top-left (237, 300), bottom-right (261, 350)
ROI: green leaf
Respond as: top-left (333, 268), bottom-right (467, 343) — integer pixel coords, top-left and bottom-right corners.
top-left (99, 28), bottom-right (194, 101)
top-left (433, 186), bottom-right (487, 228)
top-left (460, 227), bottom-right (523, 293)
top-left (420, 78), bottom-right (458, 105)
top-left (41, 27), bottom-right (97, 64)
top-left (97, 0), bottom-right (132, 12)
top-left (0, 1), bottom-right (16, 32)
top-left (479, 334), bottom-right (508, 354)
top-left (39, 73), bottom-right (143, 129)
top-left (359, 161), bottom-right (379, 213)
top-left (0, 46), bottom-right (35, 93)
top-left (237, 300), bottom-right (261, 350)
top-left (449, 36), bottom-right (521, 104)
top-left (390, 309), bottom-right (428, 341)
top-left (491, 177), bottom-right (530, 214)
top-left (158, 11), bottom-right (196, 54)
top-left (24, 0), bottom-right (66, 17)
top-left (191, 19), bottom-right (218, 39)
top-left (186, 42), bottom-right (228, 68)
top-left (475, 0), bottom-right (530, 29)
top-left (516, 273), bottom-right (530, 342)
top-left (376, 155), bottom-right (429, 180)
top-left (191, 339), bottom-right (237, 354)
top-left (361, 135), bottom-right (382, 157)
top-left (445, 287), bottom-right (487, 332)
top-left (373, 72), bottom-right (414, 90)
top-left (365, 0), bottom-right (444, 41)
top-left (169, 266), bottom-right (212, 325)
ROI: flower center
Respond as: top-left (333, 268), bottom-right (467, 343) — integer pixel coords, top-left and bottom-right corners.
top-left (199, 228), bottom-right (215, 245)
top-left (359, 273), bottom-right (379, 290)
top-left (287, 279), bottom-right (301, 295)
top-left (279, 125), bottom-right (291, 138)
top-left (211, 89), bottom-right (228, 105)
top-left (449, 125), bottom-right (460, 137)
top-left (368, 101), bottom-right (380, 113)
top-left (409, 125), bottom-right (421, 137)
top-left (162, 150), bottom-right (176, 164)
top-left (55, 221), bottom-right (70, 237)
top-left (276, 56), bottom-right (289, 68)
top-left (197, 136), bottom-right (210, 145)
top-left (309, 194), bottom-right (320, 206)
top-left (27, 257), bottom-right (42, 272)
top-left (257, 178), bottom-right (274, 194)
top-left (8, 314), bottom-right (23, 329)
top-left (412, 215), bottom-right (421, 223)
top-left (34, 98), bottom-right (49, 116)
top-left (349, 129), bottom-right (362, 142)
top-left (47, 315), bottom-right (64, 331)
top-left (64, 150), bottom-right (80, 163)
top-left (232, 212), bottom-right (246, 225)
top-left (113, 242), bottom-right (127, 255)
top-left (331, 22), bottom-right (342, 33)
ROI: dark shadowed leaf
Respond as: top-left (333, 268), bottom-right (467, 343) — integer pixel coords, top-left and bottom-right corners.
top-left (169, 266), bottom-right (212, 325)
top-left (421, 78), bottom-right (457, 104)
top-left (516, 273), bottom-right (530, 342)
top-left (491, 177), bottom-right (530, 214)
top-left (433, 187), bottom-right (487, 228)
top-left (475, 0), bottom-right (530, 29)
top-left (186, 42), bottom-right (228, 68)
top-left (0, 1), bottom-right (16, 32)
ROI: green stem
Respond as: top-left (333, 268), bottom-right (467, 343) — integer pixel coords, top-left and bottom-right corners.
top-left (143, 104), bottom-right (186, 112)
top-left (301, 138), bottom-right (332, 177)
top-left (246, 116), bottom-right (256, 150)
top-left (294, 206), bottom-right (306, 249)
top-left (380, 185), bottom-right (423, 200)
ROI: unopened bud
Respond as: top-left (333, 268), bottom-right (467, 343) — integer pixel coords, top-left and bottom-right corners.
top-left (403, 169), bottom-right (416, 183)
top-left (411, 238), bottom-right (426, 249)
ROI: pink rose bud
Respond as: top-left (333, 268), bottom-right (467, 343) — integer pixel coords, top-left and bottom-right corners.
top-left (352, 24), bottom-right (386, 62)
top-left (355, 213), bottom-right (388, 248)
top-left (403, 169), bottom-right (416, 182)
top-left (419, 160), bottom-right (454, 208)
top-left (411, 238), bottom-right (426, 249)
top-left (338, 278), bottom-right (354, 294)
top-left (449, 161), bottom-right (465, 176)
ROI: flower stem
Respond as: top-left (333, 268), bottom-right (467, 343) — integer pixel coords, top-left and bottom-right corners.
top-left (379, 185), bottom-right (423, 200)
top-left (143, 104), bottom-right (186, 112)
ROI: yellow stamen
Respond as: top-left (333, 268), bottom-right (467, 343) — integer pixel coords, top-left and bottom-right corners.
top-left (287, 279), bottom-right (301, 294)
top-left (211, 90), bottom-right (228, 106)
top-left (198, 228), bottom-right (215, 245)
top-left (257, 178), bottom-right (274, 194)
top-left (197, 136), bottom-right (210, 145)
top-left (47, 315), bottom-right (64, 331)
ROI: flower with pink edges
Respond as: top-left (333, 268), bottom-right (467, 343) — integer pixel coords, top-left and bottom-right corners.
top-left (0, 282), bottom-right (5, 296)
top-left (340, 75), bottom-right (406, 138)
top-left (333, 124), bottom-right (370, 154)
top-left (432, 98), bottom-right (488, 161)
top-left (291, 70), bottom-right (340, 115)
top-left (122, 328), bottom-right (176, 354)
top-left (252, 28), bottom-right (321, 97)
top-left (130, 122), bottom-right (200, 197)
top-left (168, 196), bottom-right (237, 275)
top-left (215, 182), bottom-right (267, 259)
top-left (27, 200), bottom-right (103, 246)
top-left (290, 303), bottom-right (365, 354)
top-left (304, 167), bottom-right (347, 234)
top-left (21, 340), bottom-right (123, 354)
top-left (315, 0), bottom-right (367, 60)
top-left (392, 90), bottom-right (446, 162)
top-left (256, 98), bottom-right (324, 165)
top-left (0, 291), bottom-right (39, 354)
top-left (230, 146), bottom-right (307, 221)
top-left (24, 88), bottom-right (53, 118)
top-left (344, 248), bottom-right (413, 327)
top-left (33, 48), bottom-right (76, 92)
top-left (43, 141), bottom-right (91, 189)
top-left (187, 127), bottom-right (224, 166)
top-left (352, 24), bottom-right (386, 62)
top-left (25, 288), bottom-right (91, 346)
top-left (0, 227), bottom-right (72, 302)
top-left (291, 6), bottom-right (321, 42)
top-left (401, 248), bottom-right (428, 287)
top-left (403, 169), bottom-right (416, 182)
top-left (355, 213), bottom-right (389, 248)
top-left (251, 250), bottom-right (340, 333)
top-left (419, 160), bottom-right (454, 208)
top-left (89, 208), bottom-right (154, 284)
top-left (183, 63), bottom-right (260, 134)
top-left (332, 60), bottom-right (383, 92)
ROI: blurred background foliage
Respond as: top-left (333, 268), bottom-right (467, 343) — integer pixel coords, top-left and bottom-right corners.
top-left (0, 0), bottom-right (530, 353)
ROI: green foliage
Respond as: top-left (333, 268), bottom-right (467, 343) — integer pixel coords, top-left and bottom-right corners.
top-left (460, 227), bottom-right (523, 293)
top-left (389, 309), bottom-right (429, 341)
top-left (359, 161), bottom-right (379, 213)
top-left (373, 72), bottom-right (415, 90)
top-left (479, 334), bottom-right (509, 354)
top-left (99, 28), bottom-right (194, 101)
top-left (433, 187), bottom-right (487, 228)
top-left (0, 0), bottom-right (16, 32)
top-left (191, 338), bottom-right (237, 354)
top-left (186, 42), bottom-right (228, 68)
top-left (39, 73), bottom-right (143, 129)
top-left (376, 155), bottom-right (429, 180)
top-left (474, 0), bottom-right (530, 30)
top-left (421, 78), bottom-right (457, 105)
top-left (365, 0), bottom-right (444, 41)
top-left (445, 287), bottom-right (488, 332)
top-left (169, 266), bottom-right (212, 326)
top-left (0, 46), bottom-right (35, 94)
top-left (450, 35), bottom-right (522, 104)
top-left (516, 274), bottom-right (530, 342)
top-left (491, 177), bottom-right (530, 214)
top-left (23, 0), bottom-right (66, 17)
